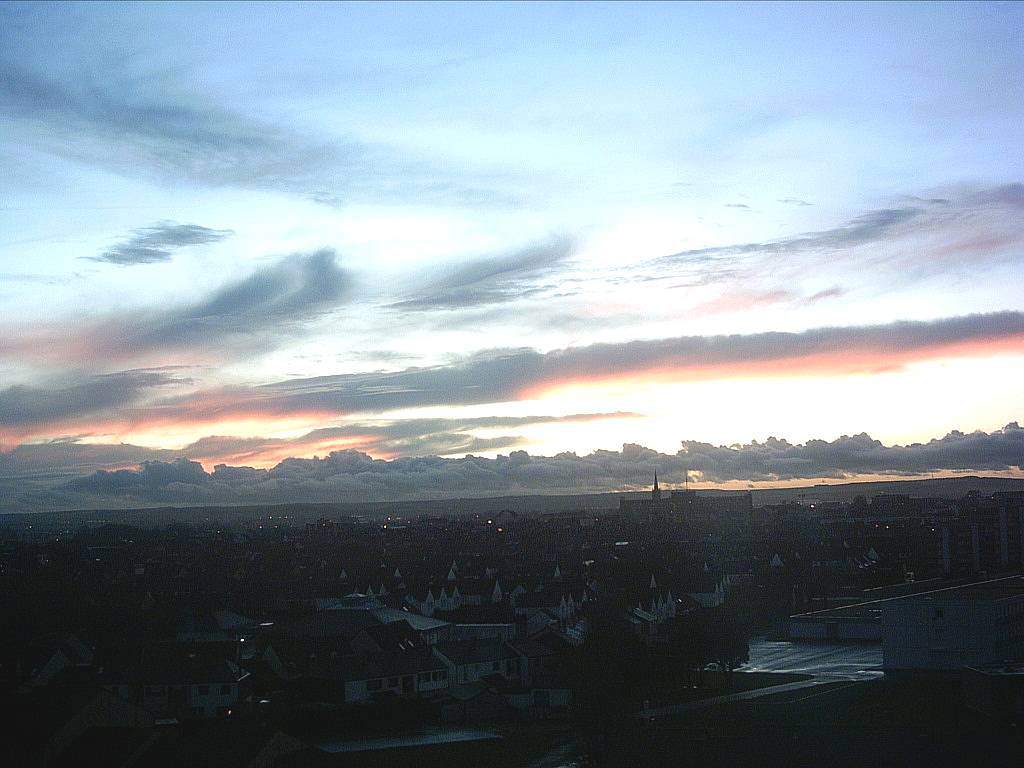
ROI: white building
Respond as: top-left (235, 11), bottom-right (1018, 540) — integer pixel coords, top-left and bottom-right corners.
top-left (882, 575), bottom-right (1024, 673)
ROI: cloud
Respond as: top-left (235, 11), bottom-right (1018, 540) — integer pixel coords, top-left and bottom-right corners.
top-left (9, 423), bottom-right (1022, 510)
top-left (611, 185), bottom-right (1024, 319)
top-left (89, 221), bottom-right (233, 266)
top-left (650, 186), bottom-right (1024, 290)
top-left (179, 412), bottom-right (640, 464)
top-left (972, 183), bottom-right (1024, 207)
top-left (4, 311), bottom-right (1011, 448)
top-left (0, 412), bottom-right (639, 481)
top-left (3, 311), bottom-right (1022, 446)
top-left (0, 60), bottom-right (517, 208)
top-left (803, 286), bottom-right (845, 303)
top-left (0, 369), bottom-right (184, 444)
top-left (691, 288), bottom-right (795, 315)
top-left (778, 198), bottom-right (813, 206)
top-left (154, 310), bottom-right (1024, 423)
top-left (0, 59), bottom-right (370, 199)
top-left (390, 237), bottom-right (575, 312)
top-left (678, 422), bottom-right (1024, 482)
top-left (0, 441), bottom-right (181, 491)
top-left (0, 249), bottom-right (350, 366)
top-left (657, 206), bottom-right (925, 267)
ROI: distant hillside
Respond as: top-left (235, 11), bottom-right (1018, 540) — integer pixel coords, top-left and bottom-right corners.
top-left (3, 475), bottom-right (1023, 533)
top-left (745, 475), bottom-right (1024, 505)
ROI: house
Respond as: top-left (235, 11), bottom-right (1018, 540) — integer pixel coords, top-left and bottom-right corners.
top-left (485, 672), bottom-right (573, 718)
top-left (20, 634), bottom-right (94, 689)
top-left (508, 635), bottom-right (563, 686)
top-left (684, 573), bottom-right (732, 609)
top-left (370, 608), bottom-right (453, 644)
top-left (175, 608), bottom-right (261, 644)
top-left (310, 647), bottom-right (450, 703)
top-left (435, 673), bottom-right (571, 723)
top-left (433, 639), bottom-right (522, 685)
top-left (11, 688), bottom-right (156, 767)
top-left (314, 593), bottom-right (385, 611)
top-left (102, 647), bottom-right (249, 719)
top-left (435, 680), bottom-right (515, 723)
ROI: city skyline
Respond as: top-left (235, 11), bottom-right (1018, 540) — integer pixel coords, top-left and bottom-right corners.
top-left (3, 2), bottom-right (1024, 508)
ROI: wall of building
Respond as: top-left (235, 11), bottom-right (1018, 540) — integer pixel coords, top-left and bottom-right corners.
top-left (882, 594), bottom-right (1024, 672)
top-left (789, 615), bottom-right (881, 641)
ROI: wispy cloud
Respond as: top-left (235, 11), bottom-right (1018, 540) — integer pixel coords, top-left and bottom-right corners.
top-left (390, 236), bottom-right (575, 312)
top-left (0, 59), bottom-right (519, 207)
top-left (632, 186), bottom-right (1024, 311)
top-left (0, 249), bottom-right (351, 366)
top-left (89, 221), bottom-right (232, 266)
top-left (656, 206), bottom-right (925, 267)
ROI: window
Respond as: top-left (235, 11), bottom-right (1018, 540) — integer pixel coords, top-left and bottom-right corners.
top-left (220, 684), bottom-right (232, 695)
top-left (492, 661), bottom-right (499, 671)
top-left (418, 672), bottom-right (430, 683)
top-left (367, 679), bottom-right (382, 691)
top-left (197, 685), bottom-right (210, 695)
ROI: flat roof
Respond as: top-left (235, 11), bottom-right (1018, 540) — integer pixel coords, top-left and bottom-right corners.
top-left (792, 573), bottom-right (1024, 620)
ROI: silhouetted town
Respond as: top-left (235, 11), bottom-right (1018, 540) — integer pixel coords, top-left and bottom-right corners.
top-left (4, 480), bottom-right (1024, 766)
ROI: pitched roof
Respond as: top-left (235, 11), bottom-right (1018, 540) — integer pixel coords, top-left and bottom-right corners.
top-left (370, 608), bottom-right (450, 632)
top-left (102, 647), bottom-right (247, 686)
top-left (434, 639), bottom-right (518, 666)
top-left (277, 610), bottom-right (379, 640)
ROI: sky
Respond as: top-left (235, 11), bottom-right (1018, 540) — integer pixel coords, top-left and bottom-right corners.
top-left (2, 1), bottom-right (1024, 510)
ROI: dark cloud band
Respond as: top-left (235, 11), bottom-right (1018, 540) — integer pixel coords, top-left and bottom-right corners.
top-left (6, 422), bottom-right (1021, 511)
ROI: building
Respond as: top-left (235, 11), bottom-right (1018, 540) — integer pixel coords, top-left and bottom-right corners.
top-left (881, 575), bottom-right (1024, 674)
top-left (433, 639), bottom-right (522, 685)
top-left (618, 474), bottom-right (673, 516)
top-left (789, 601), bottom-right (883, 641)
top-left (619, 476), bottom-right (753, 527)
top-left (102, 648), bottom-right (249, 719)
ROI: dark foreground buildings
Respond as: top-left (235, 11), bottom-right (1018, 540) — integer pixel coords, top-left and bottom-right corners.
top-left (2, 482), bottom-right (1023, 765)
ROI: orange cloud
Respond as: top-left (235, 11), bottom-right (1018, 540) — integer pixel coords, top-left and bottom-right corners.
top-left (521, 332), bottom-right (1024, 399)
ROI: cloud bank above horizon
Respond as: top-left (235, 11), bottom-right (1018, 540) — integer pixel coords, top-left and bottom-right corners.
top-left (2, 422), bottom-right (1022, 512)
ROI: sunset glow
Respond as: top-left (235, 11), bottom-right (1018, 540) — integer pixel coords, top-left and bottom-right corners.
top-left (2, 1), bottom-right (1024, 509)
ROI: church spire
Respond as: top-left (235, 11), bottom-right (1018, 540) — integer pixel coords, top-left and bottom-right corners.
top-left (652, 471), bottom-right (661, 501)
